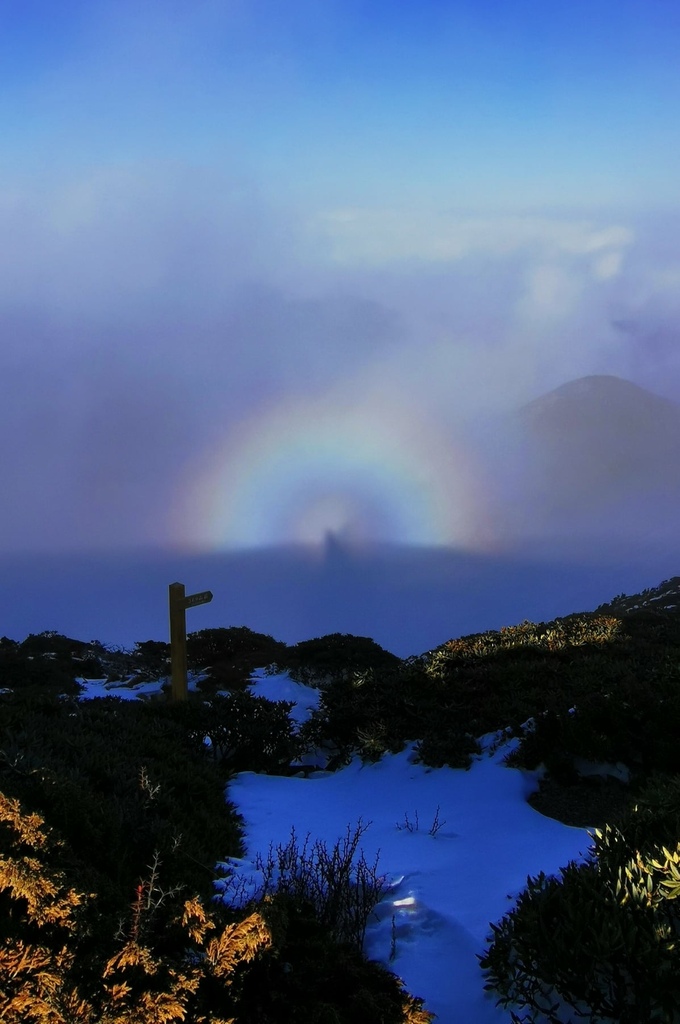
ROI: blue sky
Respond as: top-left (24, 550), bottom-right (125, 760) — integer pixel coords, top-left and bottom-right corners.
top-left (3, 0), bottom-right (679, 206)
top-left (1, 0), bottom-right (679, 555)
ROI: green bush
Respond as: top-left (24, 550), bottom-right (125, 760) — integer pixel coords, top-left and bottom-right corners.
top-left (131, 639), bottom-right (170, 680)
top-left (282, 633), bottom-right (401, 687)
top-left (420, 609), bottom-right (680, 770)
top-left (186, 626), bottom-right (288, 690)
top-left (300, 662), bottom-right (481, 770)
top-left (236, 891), bottom-right (434, 1024)
top-left (0, 633), bottom-right (82, 694)
top-left (510, 674), bottom-right (680, 781)
top-left (481, 776), bottom-right (680, 1024)
top-left (161, 690), bottom-right (302, 774)
top-left (0, 690), bottom-right (244, 951)
top-left (413, 731), bottom-right (479, 770)
top-left (422, 615), bottom-right (635, 739)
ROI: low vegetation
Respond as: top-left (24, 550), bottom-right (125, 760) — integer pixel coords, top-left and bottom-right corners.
top-left (0, 629), bottom-right (433, 1023)
top-left (479, 775), bottom-right (680, 1023)
top-left (280, 632), bottom-right (401, 686)
top-left (0, 791), bottom-right (431, 1024)
top-left (187, 627), bottom-right (287, 692)
top-left (1, 575), bottom-right (680, 1021)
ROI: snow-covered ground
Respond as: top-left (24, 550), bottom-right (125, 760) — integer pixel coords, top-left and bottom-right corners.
top-left (225, 670), bottom-right (593, 1023)
top-left (77, 668), bottom-right (594, 1023)
top-left (75, 671), bottom-right (206, 701)
top-left (76, 676), bottom-right (168, 700)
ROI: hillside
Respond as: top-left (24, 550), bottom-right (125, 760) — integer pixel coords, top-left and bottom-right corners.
top-left (594, 573), bottom-right (680, 615)
top-left (3, 571), bottom-right (680, 787)
top-left (2, 575), bottom-right (680, 1022)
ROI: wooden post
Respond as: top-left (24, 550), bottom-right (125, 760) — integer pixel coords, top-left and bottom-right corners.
top-left (169, 582), bottom-right (188, 701)
top-left (169, 582), bottom-right (213, 701)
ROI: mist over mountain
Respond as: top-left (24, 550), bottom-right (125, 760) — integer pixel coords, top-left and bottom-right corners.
top-left (489, 374), bottom-right (680, 555)
top-left (1, 373), bottom-right (678, 657)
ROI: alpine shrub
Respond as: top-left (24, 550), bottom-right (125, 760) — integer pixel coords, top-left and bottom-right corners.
top-left (481, 782), bottom-right (680, 1024)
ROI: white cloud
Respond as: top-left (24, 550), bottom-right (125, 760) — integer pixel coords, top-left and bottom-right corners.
top-left (1, 168), bottom-right (678, 554)
top-left (314, 208), bottom-right (634, 266)
top-left (0, 164), bottom-right (299, 324)
top-left (592, 250), bottom-right (624, 280)
top-left (518, 263), bottom-right (582, 323)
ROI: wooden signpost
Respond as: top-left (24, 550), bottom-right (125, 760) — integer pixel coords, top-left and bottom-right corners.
top-left (168, 582), bottom-right (213, 701)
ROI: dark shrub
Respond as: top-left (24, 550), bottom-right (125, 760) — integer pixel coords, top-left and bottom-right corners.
top-left (283, 633), bottom-right (401, 687)
top-left (481, 774), bottom-right (680, 1024)
top-left (0, 691), bottom-right (244, 950)
top-left (301, 661), bottom-right (481, 770)
top-left (132, 639), bottom-right (170, 680)
top-left (161, 690), bottom-right (301, 774)
top-left (186, 626), bottom-right (287, 690)
top-left (0, 633), bottom-right (81, 694)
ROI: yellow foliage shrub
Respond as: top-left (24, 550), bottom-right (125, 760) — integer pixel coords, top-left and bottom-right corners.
top-left (0, 789), bottom-right (273, 1024)
top-left (430, 614), bottom-right (623, 666)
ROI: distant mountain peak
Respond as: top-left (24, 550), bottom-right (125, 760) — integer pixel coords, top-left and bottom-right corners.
top-left (519, 375), bottom-right (680, 433)
top-left (522, 374), bottom-right (671, 414)
top-left (552, 373), bottom-right (629, 393)
top-left (509, 374), bottom-right (680, 541)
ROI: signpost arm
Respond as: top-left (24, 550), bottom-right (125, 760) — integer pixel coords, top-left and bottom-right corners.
top-left (169, 582), bottom-right (188, 702)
